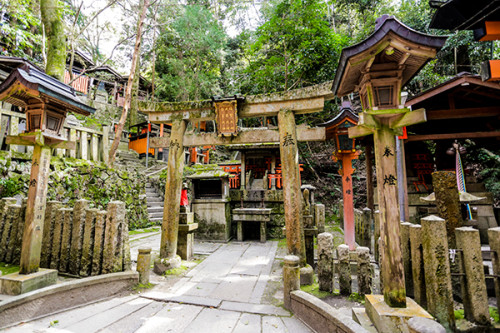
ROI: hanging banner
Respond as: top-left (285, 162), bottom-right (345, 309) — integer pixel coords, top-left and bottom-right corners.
top-left (214, 100), bottom-right (238, 136)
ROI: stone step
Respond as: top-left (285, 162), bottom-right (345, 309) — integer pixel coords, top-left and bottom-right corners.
top-left (149, 213), bottom-right (163, 219)
top-left (149, 217), bottom-right (163, 222)
top-left (148, 207), bottom-right (164, 213)
top-left (147, 204), bottom-right (164, 209)
top-left (147, 198), bottom-right (163, 204)
top-left (352, 308), bottom-right (377, 333)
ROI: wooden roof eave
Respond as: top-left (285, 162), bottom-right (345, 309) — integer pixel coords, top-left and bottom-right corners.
top-left (332, 16), bottom-right (447, 97)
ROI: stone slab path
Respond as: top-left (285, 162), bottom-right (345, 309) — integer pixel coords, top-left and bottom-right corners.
top-left (5, 241), bottom-right (312, 333)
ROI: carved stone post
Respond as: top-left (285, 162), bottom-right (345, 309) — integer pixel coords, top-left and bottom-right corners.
top-left (278, 109), bottom-right (305, 265)
top-left (400, 222), bottom-right (413, 297)
top-left (409, 224), bottom-right (426, 308)
top-left (337, 244), bottom-right (351, 295)
top-left (157, 118), bottom-right (187, 272)
top-left (317, 232), bottom-right (334, 292)
top-left (357, 246), bottom-right (372, 295)
top-left (488, 227), bottom-right (500, 312)
top-left (283, 255), bottom-right (300, 310)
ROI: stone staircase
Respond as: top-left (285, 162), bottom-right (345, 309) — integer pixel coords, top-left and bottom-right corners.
top-left (146, 182), bottom-right (164, 224)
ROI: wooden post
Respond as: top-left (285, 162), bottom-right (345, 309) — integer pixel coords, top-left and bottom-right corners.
top-left (365, 143), bottom-right (374, 211)
top-left (19, 145), bottom-right (51, 274)
top-left (278, 109), bottom-right (306, 265)
top-left (373, 123), bottom-right (406, 307)
top-left (240, 151), bottom-right (246, 190)
top-left (159, 119), bottom-right (187, 260)
top-left (336, 151), bottom-right (359, 250)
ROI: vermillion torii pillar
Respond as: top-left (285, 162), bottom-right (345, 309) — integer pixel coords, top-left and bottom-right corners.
top-left (332, 15), bottom-right (446, 307)
top-left (0, 64), bottom-right (94, 289)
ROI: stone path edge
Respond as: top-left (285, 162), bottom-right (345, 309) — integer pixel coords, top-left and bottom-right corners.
top-left (0, 271), bottom-right (139, 329)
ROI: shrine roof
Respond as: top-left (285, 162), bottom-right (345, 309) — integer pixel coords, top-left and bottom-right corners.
top-left (319, 106), bottom-right (359, 129)
top-left (332, 15), bottom-right (447, 97)
top-left (0, 64), bottom-right (95, 115)
top-left (429, 0), bottom-right (500, 31)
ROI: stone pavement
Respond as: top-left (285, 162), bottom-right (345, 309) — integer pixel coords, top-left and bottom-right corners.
top-left (5, 240), bottom-right (312, 332)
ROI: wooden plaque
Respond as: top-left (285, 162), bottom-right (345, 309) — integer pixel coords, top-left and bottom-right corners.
top-left (215, 100), bottom-right (238, 136)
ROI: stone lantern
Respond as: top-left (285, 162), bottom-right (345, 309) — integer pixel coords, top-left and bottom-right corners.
top-left (332, 14), bottom-right (446, 320)
top-left (320, 101), bottom-right (359, 250)
top-left (0, 64), bottom-right (94, 294)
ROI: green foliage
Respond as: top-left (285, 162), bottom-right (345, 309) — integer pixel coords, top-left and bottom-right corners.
top-left (454, 309), bottom-right (464, 320)
top-left (0, 262), bottom-right (20, 275)
top-left (300, 279), bottom-right (331, 299)
top-left (490, 307), bottom-right (499, 323)
top-left (348, 292), bottom-right (365, 304)
top-left (163, 264), bottom-right (188, 276)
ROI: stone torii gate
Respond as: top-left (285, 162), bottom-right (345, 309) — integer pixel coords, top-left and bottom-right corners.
top-left (139, 82), bottom-right (333, 272)
top-left (332, 15), bottom-right (446, 311)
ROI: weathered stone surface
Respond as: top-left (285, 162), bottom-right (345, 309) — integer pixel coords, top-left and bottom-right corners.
top-left (317, 232), bottom-right (334, 292)
top-left (357, 246), bottom-right (371, 295)
top-left (337, 244), bottom-right (351, 295)
top-left (304, 215), bottom-right (315, 268)
top-left (137, 248), bottom-right (152, 285)
top-left (455, 227), bottom-right (489, 325)
top-left (365, 295), bottom-right (433, 333)
top-left (0, 200), bottom-right (17, 261)
top-left (374, 210), bottom-right (380, 262)
top-left (283, 255), bottom-right (300, 310)
top-left (50, 208), bottom-right (65, 270)
top-left (421, 215), bottom-right (455, 332)
top-left (80, 208), bottom-right (98, 277)
top-left (153, 255), bottom-right (181, 275)
top-left (488, 227), bottom-right (500, 312)
top-left (122, 215), bottom-right (131, 271)
top-left (58, 208), bottom-right (74, 273)
top-left (0, 198), bottom-right (16, 239)
top-left (40, 201), bottom-right (61, 268)
top-left (102, 201), bottom-right (126, 274)
top-left (432, 171), bottom-right (462, 248)
top-left (408, 317), bottom-right (446, 333)
top-left (91, 210), bottom-right (107, 276)
top-left (315, 203), bottom-right (325, 233)
top-left (278, 109), bottom-right (306, 265)
top-left (0, 268), bottom-right (57, 295)
top-left (11, 199), bottom-right (26, 264)
top-left (69, 199), bottom-right (89, 275)
top-left (0, 204), bottom-right (21, 263)
top-left (400, 222), bottom-right (413, 297)
top-left (300, 264), bottom-right (314, 286)
top-left (409, 224), bottom-right (426, 308)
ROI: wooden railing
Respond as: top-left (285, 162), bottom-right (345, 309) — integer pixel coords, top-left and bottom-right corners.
top-left (0, 108), bottom-right (128, 164)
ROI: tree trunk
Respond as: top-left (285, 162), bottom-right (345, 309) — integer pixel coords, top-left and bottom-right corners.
top-left (108, 0), bottom-right (150, 166)
top-left (40, 0), bottom-right (66, 81)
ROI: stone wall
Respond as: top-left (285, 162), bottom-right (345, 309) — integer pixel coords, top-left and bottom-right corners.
top-left (0, 199), bottom-right (130, 277)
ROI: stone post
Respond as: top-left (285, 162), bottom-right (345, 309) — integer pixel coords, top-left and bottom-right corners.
top-left (158, 119), bottom-right (187, 272)
top-left (337, 244), bottom-right (351, 295)
top-left (91, 133), bottom-right (98, 161)
top-left (315, 203), bottom-right (325, 234)
top-left (303, 214), bottom-right (315, 269)
top-left (40, 201), bottom-right (61, 268)
top-left (283, 255), bottom-right (300, 310)
top-left (432, 171), bottom-right (462, 248)
top-left (8, 116), bottom-right (19, 153)
top-left (80, 131), bottom-right (88, 160)
top-left (58, 208), bottom-right (74, 273)
top-left (421, 215), bottom-right (455, 332)
top-left (20, 145), bottom-right (52, 274)
top-left (80, 208), bottom-right (98, 277)
top-left (488, 227), bottom-right (500, 312)
top-left (69, 199), bottom-right (89, 275)
top-left (400, 222), bottom-right (413, 297)
top-left (357, 246), bottom-right (371, 295)
top-left (240, 151), bottom-right (246, 190)
top-left (102, 125), bottom-right (109, 164)
top-left (278, 109), bottom-right (306, 265)
top-left (91, 210), bottom-right (107, 276)
top-left (69, 128), bottom-right (77, 158)
top-left (137, 248), bottom-right (152, 285)
top-left (373, 125), bottom-right (406, 307)
top-left (0, 199), bottom-right (17, 261)
top-left (410, 224), bottom-right (426, 308)
top-left (0, 198), bottom-right (16, 237)
top-left (102, 201), bottom-right (126, 274)
top-left (317, 232), bottom-right (334, 292)
top-left (362, 207), bottom-right (372, 248)
top-left (3, 205), bottom-right (22, 263)
top-left (455, 227), bottom-right (489, 325)
top-left (50, 207), bottom-right (65, 270)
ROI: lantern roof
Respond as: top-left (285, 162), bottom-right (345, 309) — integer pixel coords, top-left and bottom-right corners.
top-left (332, 15), bottom-right (447, 97)
top-left (0, 64), bottom-right (95, 115)
top-left (429, 0), bottom-right (500, 31)
top-left (319, 102), bottom-right (359, 130)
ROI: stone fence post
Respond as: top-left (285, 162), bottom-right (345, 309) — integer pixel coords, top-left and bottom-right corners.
top-left (455, 227), bottom-right (489, 325)
top-left (401, 222), bottom-right (413, 298)
top-left (357, 246), bottom-right (371, 295)
top-left (283, 255), bottom-right (300, 310)
top-left (421, 215), bottom-right (455, 332)
top-left (374, 210), bottom-right (380, 262)
top-left (410, 224), bottom-right (426, 308)
top-left (362, 207), bottom-right (372, 248)
top-left (337, 244), bottom-right (351, 295)
top-left (317, 232), bottom-right (334, 292)
top-left (488, 227), bottom-right (500, 312)
top-left (315, 203), bottom-right (325, 234)
top-left (137, 248), bottom-right (152, 285)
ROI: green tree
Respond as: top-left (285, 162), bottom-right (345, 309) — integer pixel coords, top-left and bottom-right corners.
top-left (155, 4), bottom-right (226, 101)
top-left (41, 0), bottom-right (66, 80)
